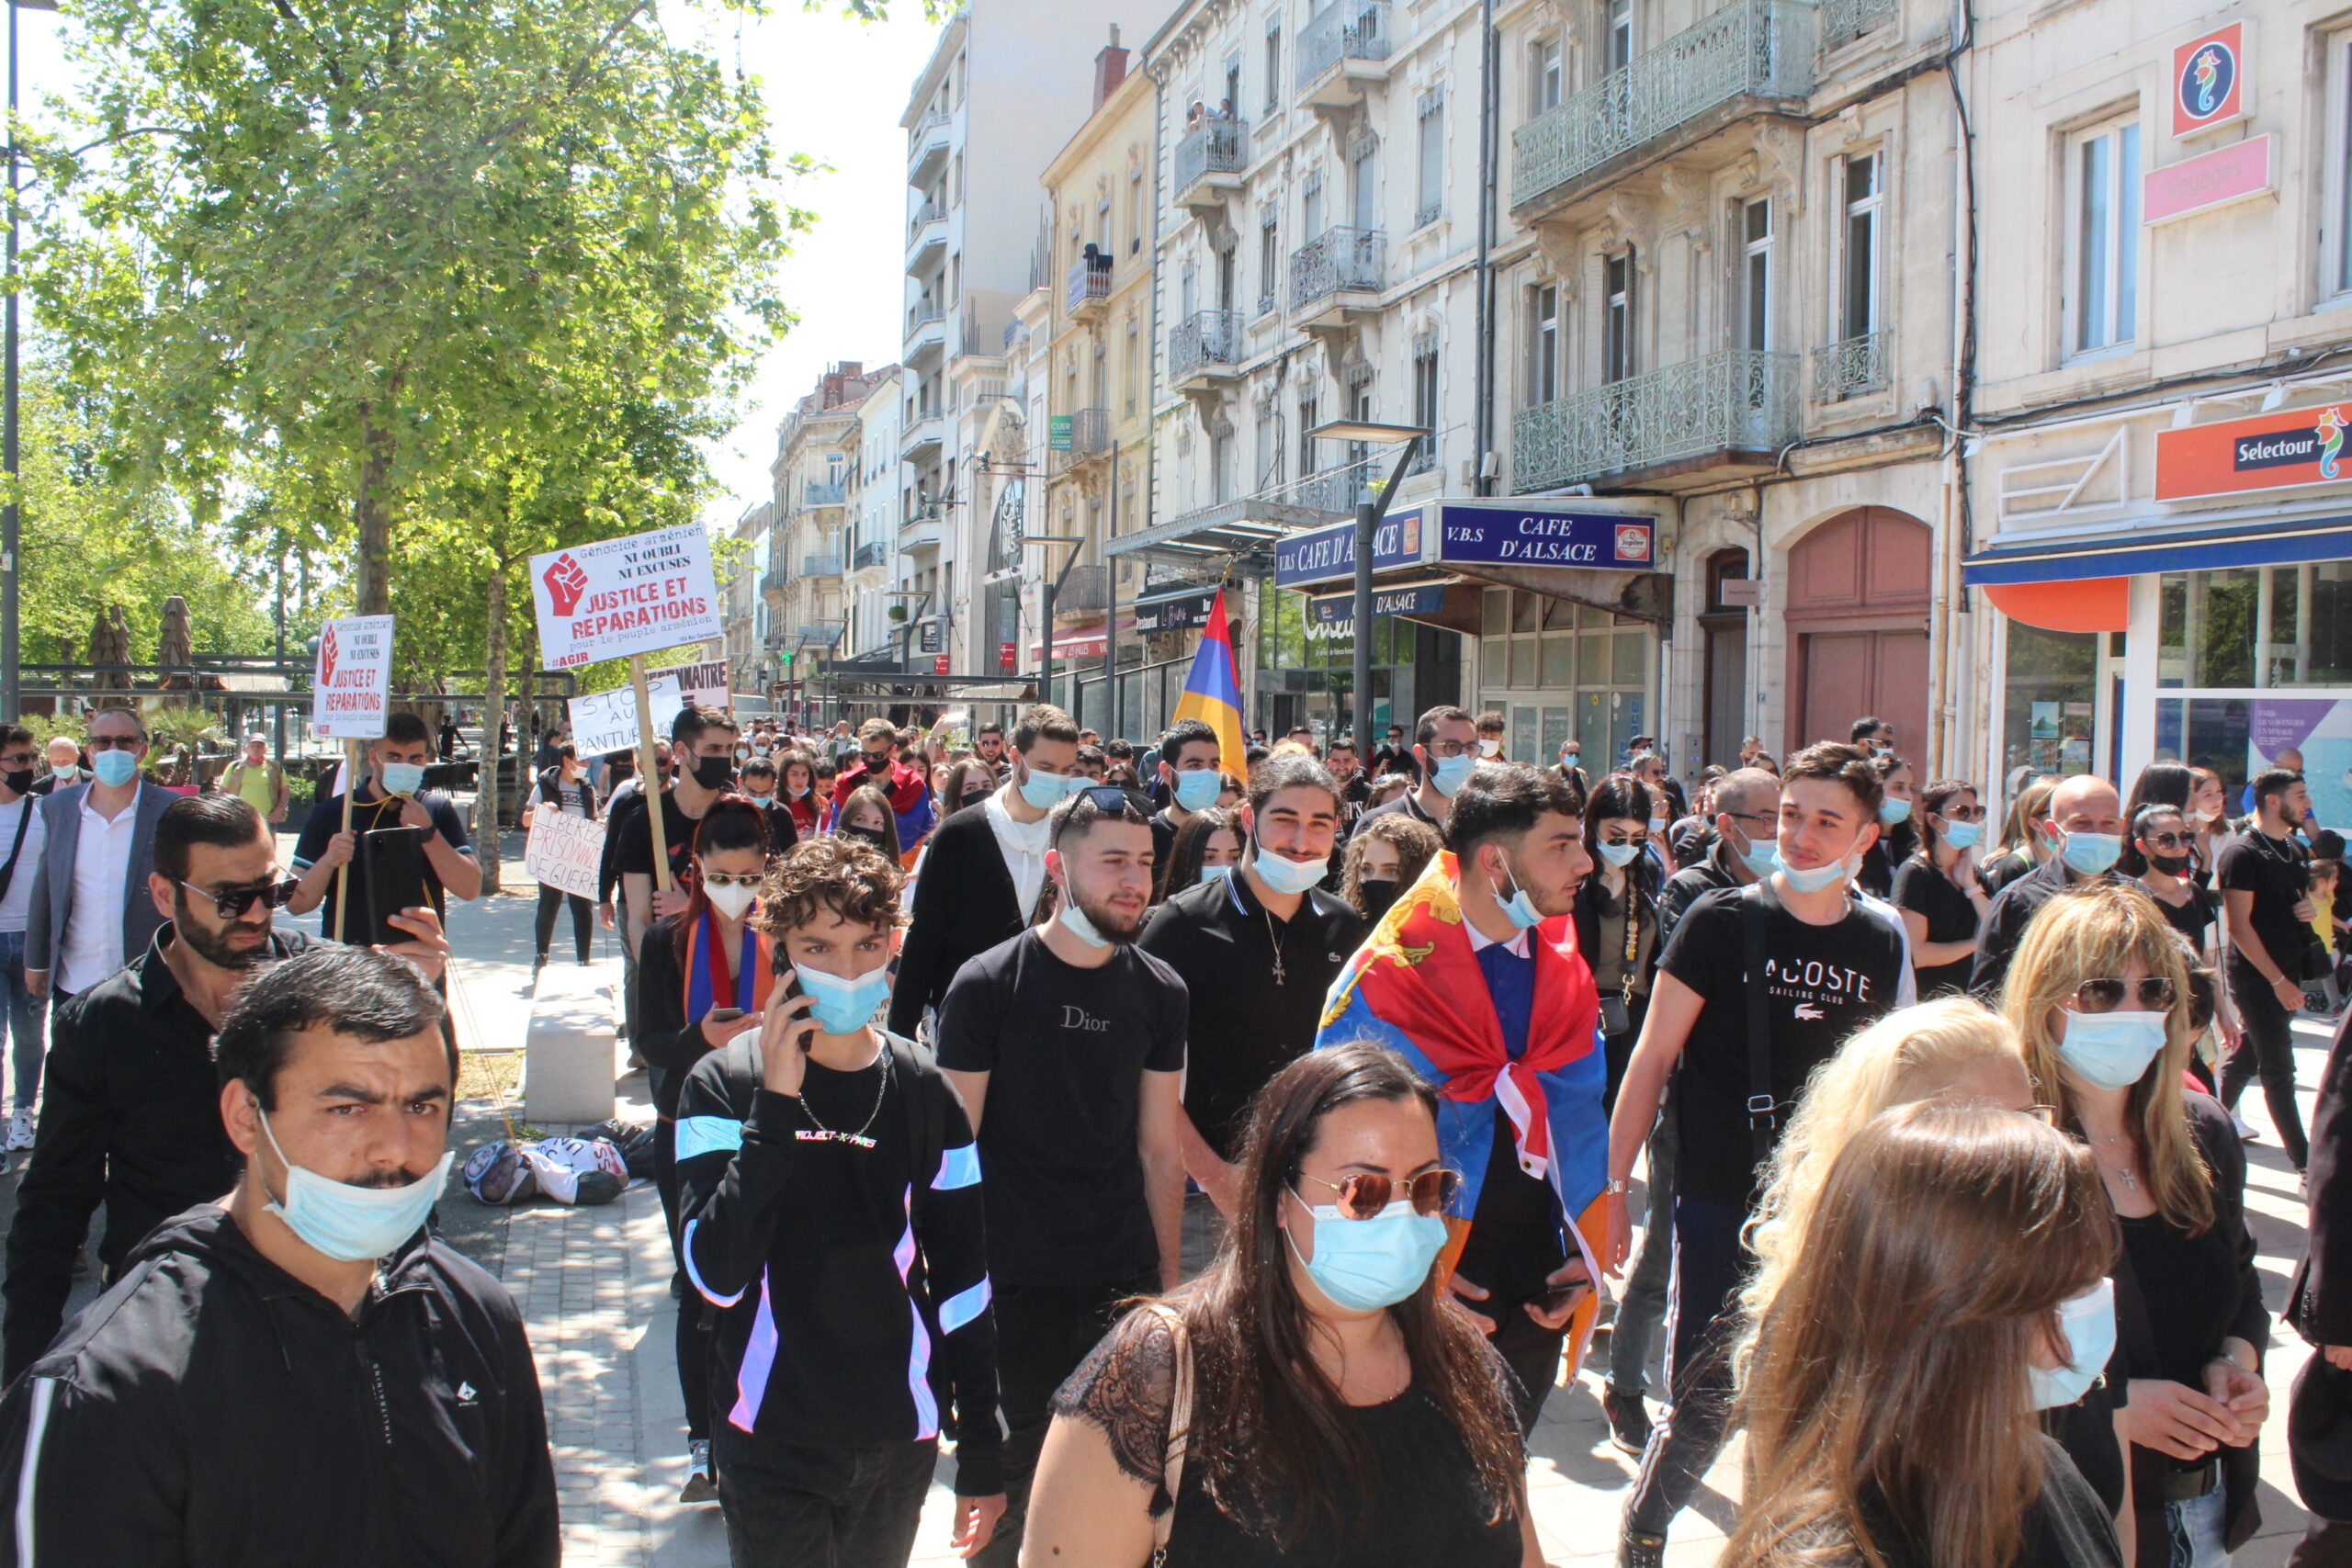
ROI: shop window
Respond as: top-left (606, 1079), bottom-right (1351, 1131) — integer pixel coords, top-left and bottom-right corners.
top-left (2160, 565), bottom-right (2352, 689)
top-left (2003, 622), bottom-right (2097, 779)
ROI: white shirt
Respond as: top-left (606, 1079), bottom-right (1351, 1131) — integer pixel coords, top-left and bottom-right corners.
top-left (57, 795), bottom-right (139, 993)
top-left (0, 795), bottom-right (47, 934)
top-left (1462, 911), bottom-right (1532, 959)
top-left (984, 787), bottom-right (1052, 920)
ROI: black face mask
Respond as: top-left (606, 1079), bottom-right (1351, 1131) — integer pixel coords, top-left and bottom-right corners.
top-left (843, 825), bottom-right (891, 852)
top-left (2147, 851), bottom-right (2192, 877)
top-left (1, 768), bottom-right (29, 795)
top-left (1359, 877), bottom-right (1402, 923)
top-left (960, 788), bottom-right (992, 810)
top-left (693, 756), bottom-right (734, 791)
top-left (861, 751), bottom-right (894, 774)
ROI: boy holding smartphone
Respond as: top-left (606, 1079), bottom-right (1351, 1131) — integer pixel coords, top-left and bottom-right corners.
top-left (674, 835), bottom-right (1005, 1567)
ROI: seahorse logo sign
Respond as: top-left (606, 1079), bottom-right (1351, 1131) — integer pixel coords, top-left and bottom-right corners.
top-left (2175, 35), bottom-right (2237, 130)
top-left (2319, 408), bottom-right (2346, 480)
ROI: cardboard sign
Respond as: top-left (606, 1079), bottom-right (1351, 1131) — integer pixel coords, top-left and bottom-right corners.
top-left (675, 659), bottom-right (731, 711)
top-left (530, 524), bottom-right (723, 669)
top-left (525, 809), bottom-right (607, 902)
top-left (2171, 21), bottom-right (2245, 139)
top-left (2154, 401), bottom-right (2352, 502)
top-left (568, 674), bottom-right (683, 760)
top-left (311, 615), bottom-right (395, 739)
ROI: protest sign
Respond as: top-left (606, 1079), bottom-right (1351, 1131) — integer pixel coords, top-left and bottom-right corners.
top-left (311, 615), bottom-right (395, 739)
top-left (525, 810), bottom-right (607, 902)
top-left (675, 659), bottom-right (731, 711)
top-left (568, 674), bottom-right (682, 760)
top-left (529, 524), bottom-right (723, 669)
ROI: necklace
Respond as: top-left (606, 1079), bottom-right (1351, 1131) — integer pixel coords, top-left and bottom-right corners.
top-left (2085, 1127), bottom-right (2140, 1190)
top-left (797, 1055), bottom-right (889, 1149)
top-left (1263, 905), bottom-right (1287, 987)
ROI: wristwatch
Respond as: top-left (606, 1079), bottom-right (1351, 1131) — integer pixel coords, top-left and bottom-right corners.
top-left (1605, 1177), bottom-right (1633, 1196)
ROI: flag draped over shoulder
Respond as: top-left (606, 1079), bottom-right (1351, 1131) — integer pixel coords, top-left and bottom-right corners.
top-left (1170, 588), bottom-right (1247, 773)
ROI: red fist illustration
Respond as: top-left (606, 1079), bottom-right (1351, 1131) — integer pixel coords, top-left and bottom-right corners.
top-left (543, 553), bottom-right (589, 617)
top-left (318, 622), bottom-right (340, 685)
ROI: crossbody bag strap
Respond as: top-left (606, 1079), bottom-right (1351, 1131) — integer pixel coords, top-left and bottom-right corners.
top-left (1145, 1302), bottom-right (1194, 1562)
top-left (1741, 884), bottom-right (1777, 1167)
top-left (0, 795), bottom-right (37, 907)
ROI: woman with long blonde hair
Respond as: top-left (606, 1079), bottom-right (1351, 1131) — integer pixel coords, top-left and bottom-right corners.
top-left (1724, 1102), bottom-right (2124, 1568)
top-left (2002, 882), bottom-right (2269, 1567)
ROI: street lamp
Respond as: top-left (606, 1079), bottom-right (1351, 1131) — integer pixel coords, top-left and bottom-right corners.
top-left (0, 0), bottom-right (57, 724)
top-left (1306, 419), bottom-right (1430, 749)
top-left (1025, 535), bottom-right (1086, 711)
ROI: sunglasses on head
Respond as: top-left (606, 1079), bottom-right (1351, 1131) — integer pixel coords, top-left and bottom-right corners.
top-left (2070, 976), bottom-right (2177, 1013)
top-left (180, 878), bottom-right (301, 920)
top-left (1075, 784), bottom-right (1153, 815)
top-left (1294, 1168), bottom-right (1462, 1220)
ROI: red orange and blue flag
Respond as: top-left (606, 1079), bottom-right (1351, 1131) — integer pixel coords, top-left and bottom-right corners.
top-left (1171, 587), bottom-right (1247, 773)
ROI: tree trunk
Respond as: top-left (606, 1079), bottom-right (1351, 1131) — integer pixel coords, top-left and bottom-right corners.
top-left (353, 403), bottom-right (398, 615)
top-left (481, 565), bottom-right (508, 894)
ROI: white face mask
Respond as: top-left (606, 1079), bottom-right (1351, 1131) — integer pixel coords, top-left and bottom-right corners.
top-left (703, 881), bottom-right (757, 920)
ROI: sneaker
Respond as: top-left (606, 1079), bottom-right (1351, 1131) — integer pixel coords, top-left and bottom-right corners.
top-left (679, 1439), bottom-right (717, 1504)
top-left (2233, 1111), bottom-right (2259, 1142)
top-left (1621, 1530), bottom-right (1667, 1568)
top-left (4, 1111), bottom-right (32, 1153)
top-left (1602, 1387), bottom-right (1652, 1456)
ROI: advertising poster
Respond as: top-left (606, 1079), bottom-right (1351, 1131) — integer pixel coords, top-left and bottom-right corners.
top-left (2248, 697), bottom-right (2352, 831)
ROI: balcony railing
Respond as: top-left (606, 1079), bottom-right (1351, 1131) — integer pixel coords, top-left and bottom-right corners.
top-left (804, 480), bottom-right (846, 507)
top-left (1512, 0), bottom-right (1815, 209)
top-left (1170, 310), bottom-right (1245, 381)
top-left (1056, 408), bottom-right (1111, 462)
top-left (853, 540), bottom-right (888, 570)
top-left (1511, 349), bottom-right (1799, 492)
top-left (1056, 564), bottom-right (1110, 615)
top-left (1290, 227), bottom-right (1385, 311)
top-left (1812, 329), bottom-right (1890, 402)
top-left (908, 200), bottom-right (944, 239)
top-left (1066, 257), bottom-right (1112, 314)
top-left (907, 304), bottom-right (945, 334)
top-left (1819, 0), bottom-right (1896, 51)
top-left (1297, 2), bottom-right (1393, 95)
top-left (760, 570), bottom-right (786, 597)
top-left (800, 554), bottom-right (843, 578)
top-left (1174, 118), bottom-right (1248, 196)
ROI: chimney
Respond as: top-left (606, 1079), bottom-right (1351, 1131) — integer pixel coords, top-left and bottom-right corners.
top-left (1092, 24), bottom-right (1128, 110)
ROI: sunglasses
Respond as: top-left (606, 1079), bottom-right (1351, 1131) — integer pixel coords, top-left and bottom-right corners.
top-left (85, 735), bottom-right (142, 752)
top-left (2140, 830), bottom-right (2190, 851)
top-left (2070, 976), bottom-right (2177, 1013)
top-left (1294, 1168), bottom-right (1462, 1220)
top-left (1075, 784), bottom-right (1154, 815)
top-left (1936, 804), bottom-right (1987, 822)
top-left (180, 877), bottom-right (301, 919)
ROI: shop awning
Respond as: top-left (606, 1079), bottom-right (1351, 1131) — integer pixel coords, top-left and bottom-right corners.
top-left (1962, 512), bottom-right (2352, 586)
top-left (1028, 620), bottom-right (1134, 660)
top-left (1978, 578), bottom-right (2132, 633)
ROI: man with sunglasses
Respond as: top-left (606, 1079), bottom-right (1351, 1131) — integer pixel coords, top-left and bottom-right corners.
top-left (935, 784), bottom-right (1187, 1568)
top-left (0, 727), bottom-right (48, 1153)
top-left (2219, 766), bottom-right (2321, 1171)
top-left (1970, 771), bottom-right (2128, 1001)
top-left (825, 716), bottom-right (936, 856)
top-left (3, 794), bottom-right (449, 1381)
top-left (24, 707), bottom-right (175, 1010)
top-left (1351, 704), bottom-right (1478, 839)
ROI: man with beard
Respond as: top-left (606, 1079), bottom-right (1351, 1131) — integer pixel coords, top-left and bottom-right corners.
top-left (825, 716), bottom-right (937, 855)
top-left (935, 784), bottom-right (1187, 1568)
top-left (3, 795), bottom-right (449, 1380)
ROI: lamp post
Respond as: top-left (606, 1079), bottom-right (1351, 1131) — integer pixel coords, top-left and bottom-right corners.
top-left (1026, 535), bottom-right (1086, 712)
top-left (1306, 420), bottom-right (1430, 748)
top-left (0, 0), bottom-right (56, 722)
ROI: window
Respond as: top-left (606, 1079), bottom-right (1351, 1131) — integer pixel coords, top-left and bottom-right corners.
top-left (1212, 431), bottom-right (1235, 502)
top-left (2069, 120), bottom-right (2141, 353)
top-left (1259, 211), bottom-right (1281, 315)
top-left (1416, 92), bottom-right (1444, 228)
top-left (1740, 198), bottom-right (1773, 352)
top-left (1124, 324), bottom-right (1140, 417)
top-left (1532, 38), bottom-right (1563, 113)
top-left (1096, 192), bottom-right (1112, 254)
top-left (1130, 167), bottom-right (1145, 255)
top-left (2336, 38), bottom-right (2352, 294)
top-left (1529, 284), bottom-right (1560, 406)
top-left (1606, 0), bottom-right (1634, 74)
top-left (1264, 21), bottom-right (1283, 114)
top-left (1180, 259), bottom-right (1197, 321)
top-left (1603, 251), bottom-right (1634, 383)
top-left (1224, 58), bottom-right (1241, 117)
top-left (1410, 337), bottom-right (1439, 472)
top-left (1304, 171), bottom-right (1326, 239)
top-left (1299, 393), bottom-right (1321, 474)
top-left (1351, 139), bottom-right (1378, 230)
top-left (1839, 152), bottom-right (1882, 340)
top-left (1258, 403), bottom-right (1280, 486)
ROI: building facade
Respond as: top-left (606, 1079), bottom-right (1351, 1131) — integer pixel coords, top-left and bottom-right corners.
top-left (721, 500), bottom-right (774, 694)
top-left (842, 365), bottom-right (905, 662)
top-left (763, 362), bottom-right (881, 712)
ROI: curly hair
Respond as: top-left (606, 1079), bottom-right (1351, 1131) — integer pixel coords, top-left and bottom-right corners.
top-left (1340, 813), bottom-right (1442, 915)
top-left (756, 834), bottom-right (906, 935)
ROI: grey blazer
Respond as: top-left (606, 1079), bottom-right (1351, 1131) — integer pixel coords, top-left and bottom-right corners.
top-left (23, 781), bottom-right (175, 987)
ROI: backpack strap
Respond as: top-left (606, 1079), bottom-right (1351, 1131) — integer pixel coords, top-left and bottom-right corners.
top-left (1740, 883), bottom-right (1777, 1168)
top-left (1142, 1302), bottom-right (1193, 1562)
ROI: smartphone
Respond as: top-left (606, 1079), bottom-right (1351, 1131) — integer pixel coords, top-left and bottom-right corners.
top-left (771, 965), bottom-right (813, 1052)
top-left (359, 826), bottom-right (432, 949)
top-left (1535, 1281), bottom-right (1590, 1315)
top-left (706, 1007), bottom-right (745, 1024)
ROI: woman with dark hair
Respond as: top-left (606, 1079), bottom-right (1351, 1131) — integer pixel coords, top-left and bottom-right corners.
top-left (1340, 813), bottom-right (1443, 926)
top-left (941, 757), bottom-right (996, 818)
top-left (1023, 1041), bottom-right (1539, 1566)
top-left (1724, 1101), bottom-right (2124, 1568)
top-left (1157, 806), bottom-right (1244, 901)
top-left (1891, 779), bottom-right (1993, 998)
top-left (1858, 753), bottom-right (1919, 898)
top-left (630, 795), bottom-right (779, 1503)
top-left (2188, 768), bottom-right (2229, 885)
top-left (836, 782), bottom-right (903, 861)
top-left (2119, 761), bottom-right (2197, 878)
top-left (1574, 773), bottom-right (1659, 1111)
top-left (776, 749), bottom-right (822, 838)
top-left (522, 741), bottom-right (599, 973)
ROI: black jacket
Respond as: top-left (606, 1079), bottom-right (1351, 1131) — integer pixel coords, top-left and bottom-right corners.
top-left (2293, 1010), bottom-right (2352, 1347)
top-left (1970, 859), bottom-right (2122, 1001)
top-left (531, 766), bottom-right (597, 820)
top-left (3, 923), bottom-right (320, 1382)
top-left (889, 804), bottom-right (1026, 1038)
top-left (1657, 840), bottom-right (1744, 948)
top-left (0, 1206), bottom-right (557, 1567)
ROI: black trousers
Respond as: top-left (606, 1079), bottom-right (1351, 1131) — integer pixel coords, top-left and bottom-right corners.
top-left (2223, 972), bottom-right (2311, 1169)
top-left (535, 883), bottom-right (594, 964)
top-left (712, 1429), bottom-right (937, 1568)
top-left (1624, 1197), bottom-right (1748, 1539)
top-left (654, 1111), bottom-right (714, 1444)
top-left (970, 1269), bottom-right (1158, 1568)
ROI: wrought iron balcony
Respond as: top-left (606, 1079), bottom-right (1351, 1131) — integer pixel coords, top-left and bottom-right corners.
top-left (1055, 564), bottom-right (1110, 615)
top-left (1173, 118), bottom-right (1248, 212)
top-left (800, 554), bottom-right (843, 579)
top-left (1290, 227), bottom-right (1385, 319)
top-left (1170, 310), bottom-right (1245, 387)
top-left (1820, 0), bottom-right (1898, 51)
top-left (760, 570), bottom-right (786, 600)
top-left (1297, 2), bottom-right (1392, 105)
top-left (804, 480), bottom-right (846, 508)
top-left (1511, 349), bottom-right (1799, 492)
top-left (1066, 257), bottom-right (1112, 317)
top-left (852, 540), bottom-right (888, 571)
top-left (1811, 329), bottom-right (1890, 402)
top-left (1511, 0), bottom-right (1814, 212)
top-left (1055, 408), bottom-right (1112, 469)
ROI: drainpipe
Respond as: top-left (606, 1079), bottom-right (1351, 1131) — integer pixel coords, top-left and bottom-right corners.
top-left (1473, 0), bottom-right (1498, 496)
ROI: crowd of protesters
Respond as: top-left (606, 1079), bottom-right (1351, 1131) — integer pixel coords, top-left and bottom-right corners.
top-left (3, 692), bottom-right (2352, 1568)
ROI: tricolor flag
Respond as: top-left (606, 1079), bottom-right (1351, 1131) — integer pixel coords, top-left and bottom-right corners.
top-left (1171, 587), bottom-right (1247, 772)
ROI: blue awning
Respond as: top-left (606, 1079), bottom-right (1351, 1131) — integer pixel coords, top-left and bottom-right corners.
top-left (1963, 512), bottom-right (2352, 585)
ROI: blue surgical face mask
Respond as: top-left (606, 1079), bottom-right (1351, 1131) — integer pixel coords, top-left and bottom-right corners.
top-left (1941, 819), bottom-right (1984, 850)
top-left (1253, 846), bottom-right (1329, 897)
top-left (1781, 836), bottom-right (1863, 893)
top-left (793, 961), bottom-right (891, 1034)
top-left (380, 761), bottom-right (427, 796)
top-left (2056, 829), bottom-right (2121, 876)
top-left (1171, 768), bottom-right (1223, 812)
top-left (1429, 754), bottom-right (1476, 797)
top-left (1879, 798), bottom-right (1913, 825)
top-left (1058, 892), bottom-right (1111, 948)
top-left (1738, 836), bottom-right (1781, 877)
top-left (1198, 863), bottom-right (1235, 886)
top-left (90, 750), bottom-right (139, 788)
top-left (1018, 761), bottom-right (1077, 810)
top-left (2056, 1009), bottom-right (2169, 1089)
top-left (1286, 1197), bottom-right (1450, 1311)
top-left (1491, 856), bottom-right (1545, 931)
top-left (258, 1109), bottom-right (454, 1263)
top-left (2030, 1278), bottom-right (2118, 1410)
top-left (1597, 840), bottom-right (1642, 868)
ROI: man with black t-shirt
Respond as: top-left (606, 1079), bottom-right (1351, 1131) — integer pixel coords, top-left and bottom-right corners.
top-left (616, 707), bottom-right (791, 959)
top-left (935, 785), bottom-right (1187, 1568)
top-left (1144, 717), bottom-right (1222, 867)
top-left (1371, 724), bottom-right (1415, 782)
top-left (288, 712), bottom-right (480, 935)
top-left (1969, 773), bottom-right (2126, 999)
top-left (2220, 766), bottom-right (2320, 1170)
top-left (1606, 742), bottom-right (1912, 1566)
top-left (1323, 739), bottom-right (1372, 824)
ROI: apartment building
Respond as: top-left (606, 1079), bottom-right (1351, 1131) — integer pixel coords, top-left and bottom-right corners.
top-left (721, 500), bottom-right (775, 695)
top-left (841, 365), bottom-right (904, 661)
top-left (763, 362), bottom-right (879, 711)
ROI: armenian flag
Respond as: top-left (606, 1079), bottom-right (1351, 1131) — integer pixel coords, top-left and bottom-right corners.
top-left (1171, 587), bottom-right (1247, 772)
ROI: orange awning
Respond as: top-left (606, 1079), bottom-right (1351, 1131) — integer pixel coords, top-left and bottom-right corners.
top-left (1980, 577), bottom-right (2130, 634)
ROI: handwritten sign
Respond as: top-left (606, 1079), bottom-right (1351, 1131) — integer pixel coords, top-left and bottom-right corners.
top-left (568, 675), bottom-right (682, 759)
top-left (311, 615), bottom-right (395, 739)
top-left (525, 809), bottom-right (607, 902)
top-left (674, 659), bottom-right (732, 711)
top-left (530, 524), bottom-right (723, 669)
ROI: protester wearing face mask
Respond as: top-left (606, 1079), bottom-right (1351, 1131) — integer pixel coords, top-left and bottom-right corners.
top-left (1850, 714), bottom-right (1896, 757)
top-left (889, 705), bottom-right (1086, 1040)
top-left (2005, 885), bottom-right (2269, 1567)
top-left (1023, 1043), bottom-right (1540, 1568)
top-left (28, 735), bottom-right (83, 795)
top-left (522, 742), bottom-right (599, 974)
top-left (0, 728), bottom-right (47, 1154)
top-left (632, 796), bottom-right (778, 1502)
top-left (1888, 779), bottom-right (1993, 999)
top-left (1476, 711), bottom-right (1509, 761)
top-left (1725, 1101), bottom-right (2125, 1568)
top-left (1971, 773), bottom-right (2129, 1001)
top-left (1606, 742), bottom-right (1915, 1563)
top-left (1856, 754), bottom-right (1918, 900)
top-left (2188, 767), bottom-right (2229, 883)
top-left (941, 758), bottom-right (998, 820)
top-left (1574, 774), bottom-right (1662, 1116)
top-left (1317, 761), bottom-right (1605, 1438)
top-left (615, 707), bottom-right (785, 966)
top-left (1340, 813), bottom-right (1442, 929)
top-left (0, 943), bottom-right (556, 1566)
top-left (675, 835), bottom-right (1006, 1565)
top-left (775, 749), bottom-right (822, 838)
top-left (1148, 718), bottom-right (1225, 868)
top-left (2216, 767), bottom-right (2321, 1170)
top-left (835, 784), bottom-right (903, 862)
top-left (22, 709), bottom-right (175, 1008)
top-left (1159, 807), bottom-right (1244, 902)
top-left (826, 716), bottom-right (938, 860)
top-left (1351, 705), bottom-right (1479, 839)
top-left (1556, 739), bottom-right (1590, 797)
top-left (1142, 756), bottom-right (1367, 1223)
top-left (935, 784), bottom-right (1189, 1568)
top-left (286, 711), bottom-right (481, 950)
